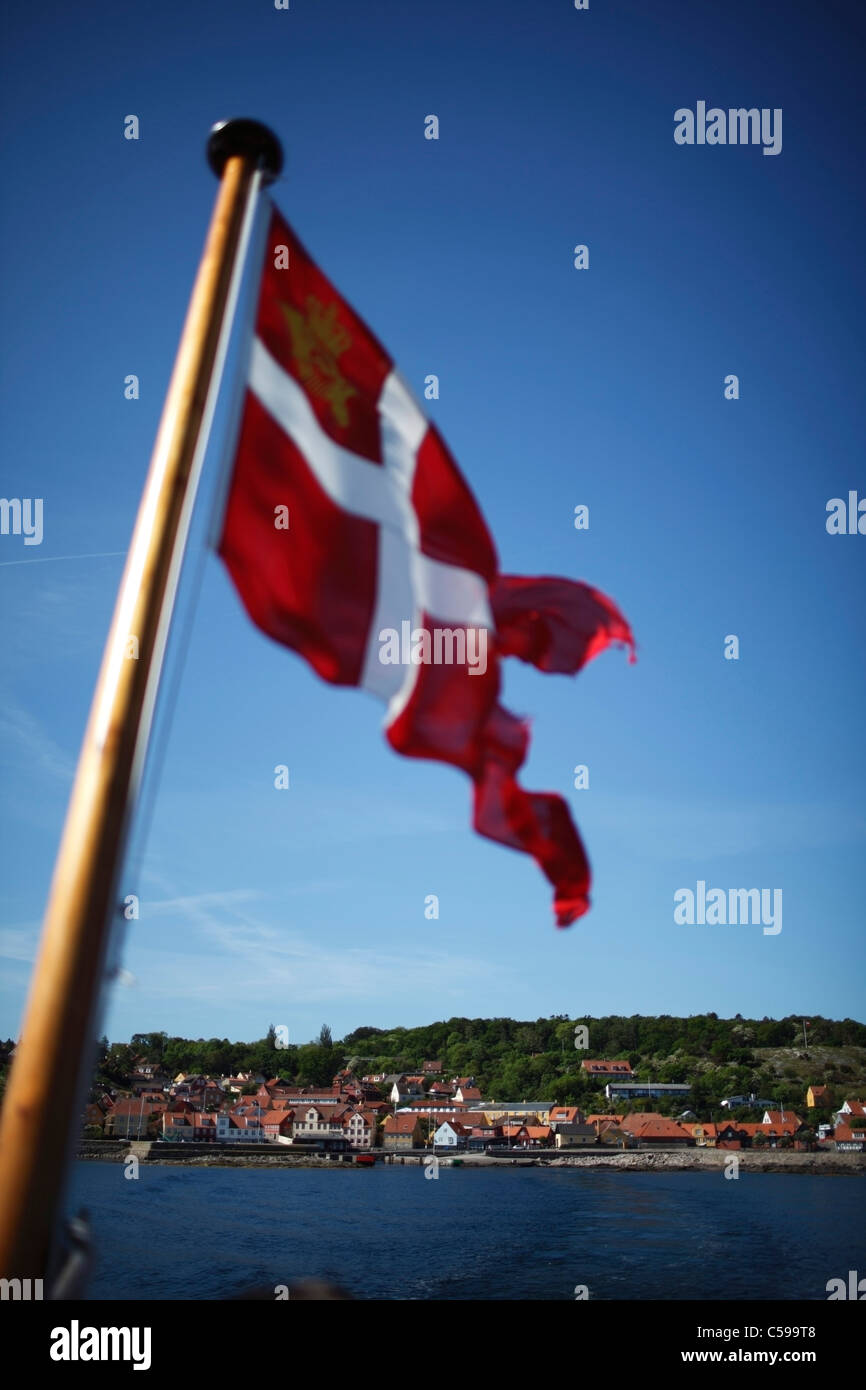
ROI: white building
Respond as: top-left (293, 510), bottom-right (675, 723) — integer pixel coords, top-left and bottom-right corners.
top-left (433, 1121), bottom-right (465, 1150)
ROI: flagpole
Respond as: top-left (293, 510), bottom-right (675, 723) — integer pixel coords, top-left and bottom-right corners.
top-left (0, 119), bottom-right (282, 1284)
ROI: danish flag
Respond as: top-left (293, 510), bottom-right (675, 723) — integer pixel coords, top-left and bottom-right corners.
top-left (218, 205), bottom-right (634, 925)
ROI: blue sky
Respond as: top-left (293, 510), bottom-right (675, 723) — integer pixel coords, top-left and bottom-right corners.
top-left (1, 0), bottom-right (864, 1047)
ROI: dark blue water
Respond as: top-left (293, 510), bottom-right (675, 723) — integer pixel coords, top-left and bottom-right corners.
top-left (68, 1161), bottom-right (865, 1300)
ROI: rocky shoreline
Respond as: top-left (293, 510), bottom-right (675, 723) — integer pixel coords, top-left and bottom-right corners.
top-left (545, 1149), bottom-right (866, 1176)
top-left (77, 1144), bottom-right (865, 1176)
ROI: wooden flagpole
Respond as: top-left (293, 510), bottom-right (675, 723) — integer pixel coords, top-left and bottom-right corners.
top-left (0, 119), bottom-right (282, 1283)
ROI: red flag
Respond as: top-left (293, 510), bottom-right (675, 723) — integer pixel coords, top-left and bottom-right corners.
top-left (218, 205), bottom-right (634, 925)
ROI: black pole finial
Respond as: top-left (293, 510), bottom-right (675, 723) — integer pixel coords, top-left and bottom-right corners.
top-left (207, 119), bottom-right (283, 184)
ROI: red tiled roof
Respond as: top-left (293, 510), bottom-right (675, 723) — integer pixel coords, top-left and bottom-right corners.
top-left (111, 1098), bottom-right (164, 1116)
top-left (384, 1113), bottom-right (422, 1134)
top-left (621, 1113), bottom-right (692, 1141)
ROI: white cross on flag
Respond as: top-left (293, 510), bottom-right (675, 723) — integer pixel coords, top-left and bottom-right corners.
top-left (218, 204), bottom-right (634, 925)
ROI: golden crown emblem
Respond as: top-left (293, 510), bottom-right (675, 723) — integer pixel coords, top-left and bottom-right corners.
top-left (281, 295), bottom-right (356, 428)
top-left (305, 297), bottom-right (352, 357)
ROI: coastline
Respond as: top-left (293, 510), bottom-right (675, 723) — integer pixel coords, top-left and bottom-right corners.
top-left (77, 1145), bottom-right (866, 1176)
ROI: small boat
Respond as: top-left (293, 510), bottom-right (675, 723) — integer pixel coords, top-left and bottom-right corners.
top-left (355, 1152), bottom-right (376, 1166)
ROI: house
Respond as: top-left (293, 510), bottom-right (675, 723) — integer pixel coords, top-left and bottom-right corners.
top-left (215, 1113), bottom-right (265, 1142)
top-left (423, 1060), bottom-right (443, 1075)
top-left (276, 1085), bottom-right (355, 1107)
top-left (383, 1114), bottom-right (424, 1150)
top-left (719, 1093), bottom-right (774, 1111)
top-left (129, 1061), bottom-right (169, 1091)
top-left (451, 1112), bottom-right (490, 1128)
top-left (761, 1110), bottom-right (803, 1132)
top-left (363, 1100), bottom-right (390, 1120)
top-left (264, 1079), bottom-right (298, 1100)
top-left (171, 1076), bottom-right (223, 1109)
top-left (681, 1122), bottom-right (719, 1147)
top-left (398, 1100), bottom-right (464, 1117)
top-left (596, 1122), bottom-right (635, 1149)
top-left (554, 1123), bottom-right (597, 1149)
top-left (716, 1123), bottom-right (748, 1149)
top-left (342, 1110), bottom-right (374, 1149)
top-left (163, 1112), bottom-right (195, 1140)
top-left (222, 1072), bottom-right (264, 1094)
top-left (105, 1097), bottom-right (164, 1139)
top-left (806, 1085), bottom-right (830, 1108)
top-left (383, 1073), bottom-right (420, 1091)
top-left (162, 1110), bottom-right (220, 1142)
top-left (465, 1120), bottom-right (504, 1144)
top-left (347, 1080), bottom-right (383, 1103)
top-left (581, 1060), bottom-right (634, 1081)
top-left (292, 1105), bottom-right (348, 1141)
top-left (130, 1072), bottom-right (169, 1096)
top-left (428, 1081), bottom-right (454, 1099)
top-left (833, 1121), bottom-right (866, 1152)
top-left (384, 1075), bottom-right (423, 1105)
top-left (548, 1105), bottom-right (585, 1128)
top-left (134, 1089), bottom-right (166, 1106)
top-left (620, 1114), bottom-right (694, 1146)
top-left (454, 1085), bottom-right (483, 1106)
top-left (230, 1098), bottom-right (269, 1118)
top-left (482, 1101), bottom-right (554, 1124)
top-left (466, 1128), bottom-right (506, 1152)
top-left (360, 1110), bottom-right (381, 1146)
top-left (836, 1099), bottom-right (866, 1120)
top-left (738, 1120), bottom-right (801, 1148)
top-left (523, 1126), bottom-right (553, 1148)
top-left (261, 1111), bottom-right (295, 1141)
top-left (586, 1113), bottom-right (624, 1130)
top-left (433, 1120), bottom-right (467, 1150)
top-left (501, 1124), bottom-right (528, 1146)
top-left (501, 1123), bottom-right (552, 1149)
top-left (606, 1082), bottom-right (691, 1102)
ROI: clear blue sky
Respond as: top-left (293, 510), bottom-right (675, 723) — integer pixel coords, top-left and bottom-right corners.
top-left (1, 0), bottom-right (864, 1047)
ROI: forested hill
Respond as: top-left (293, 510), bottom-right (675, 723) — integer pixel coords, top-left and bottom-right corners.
top-left (33, 1013), bottom-right (864, 1116)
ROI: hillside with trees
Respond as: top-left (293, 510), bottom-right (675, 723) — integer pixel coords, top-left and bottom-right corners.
top-left (50, 1013), bottom-right (866, 1124)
